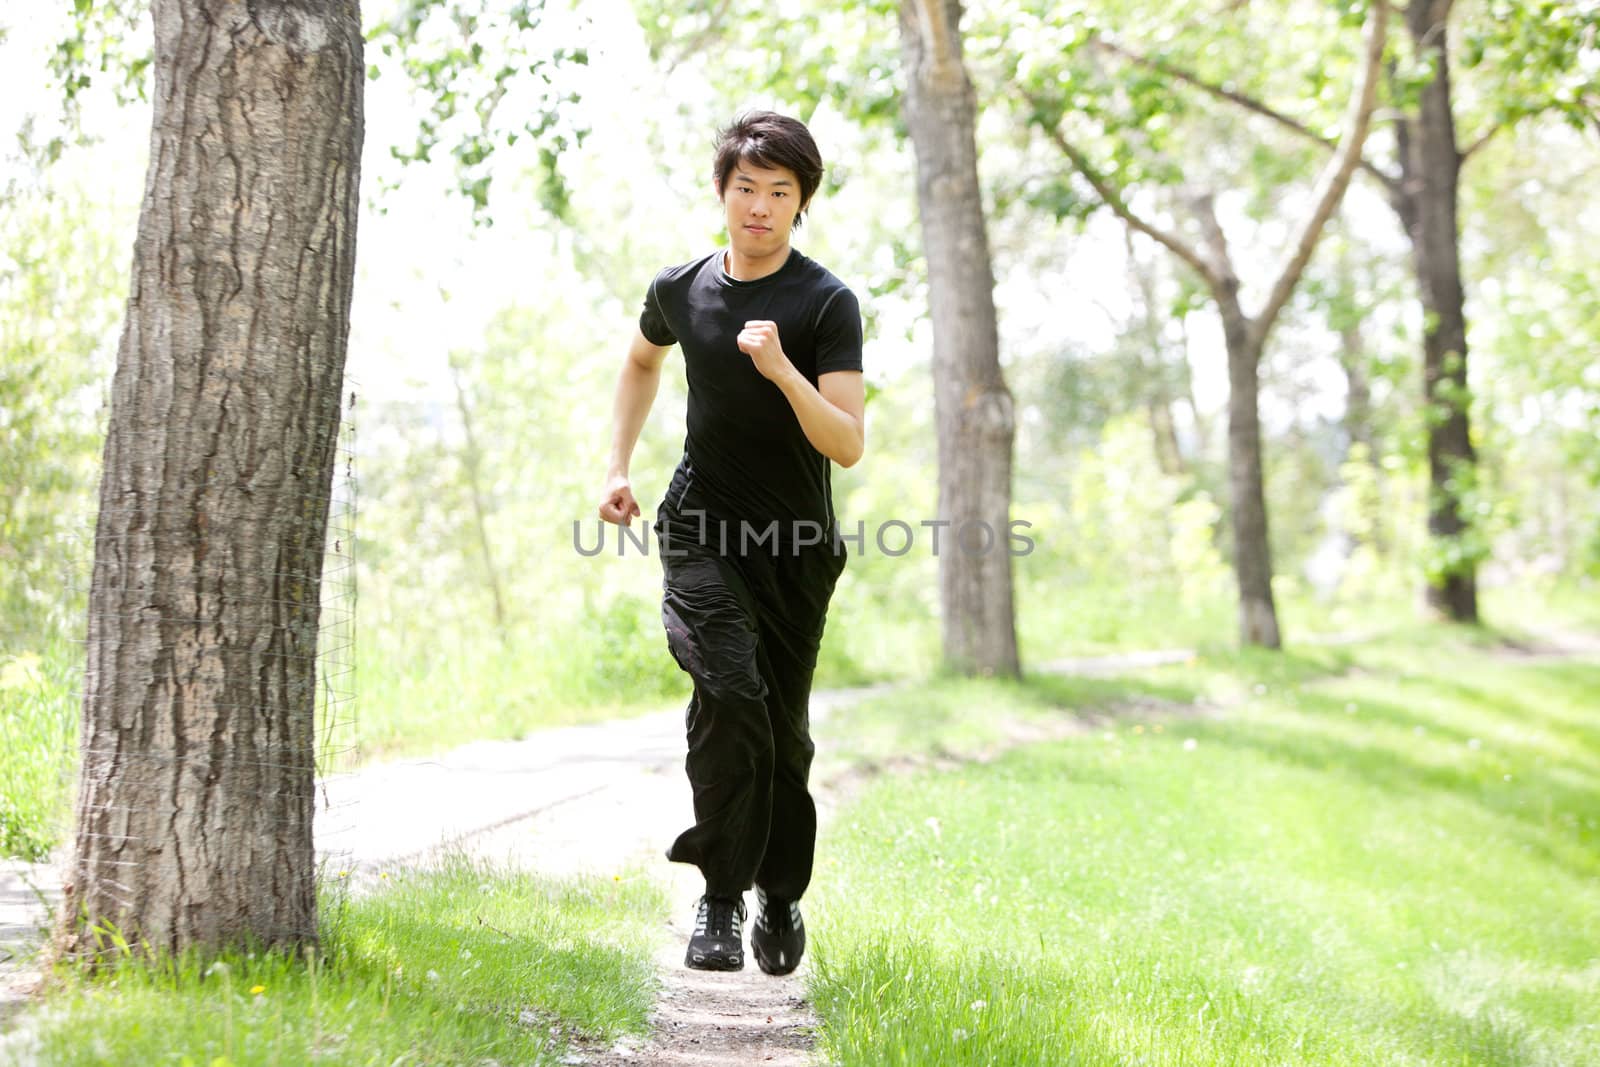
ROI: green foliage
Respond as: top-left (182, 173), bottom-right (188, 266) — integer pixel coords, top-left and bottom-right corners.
top-left (1007, 408), bottom-right (1236, 654)
top-left (1459, 1), bottom-right (1600, 135)
top-left (0, 649), bottom-right (78, 860)
top-left (632, 0), bottom-right (900, 127)
top-left (370, 0), bottom-right (592, 223)
top-left (26, 858), bottom-right (665, 1066)
top-left (809, 632), bottom-right (1600, 1065)
top-left (992, 0), bottom-right (1370, 231)
top-left (0, 178), bottom-right (123, 653)
top-left (45, 0), bottom-right (148, 156)
top-left (40, 0), bottom-right (596, 225)
top-left (1461, 120), bottom-right (1600, 578)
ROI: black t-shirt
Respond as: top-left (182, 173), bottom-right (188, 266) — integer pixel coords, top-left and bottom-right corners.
top-left (639, 248), bottom-right (863, 538)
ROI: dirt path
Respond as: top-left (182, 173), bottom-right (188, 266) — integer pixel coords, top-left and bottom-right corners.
top-left (573, 865), bottom-right (818, 1067)
top-left (443, 687), bottom-right (901, 1067)
top-left (0, 862), bottom-right (59, 1036)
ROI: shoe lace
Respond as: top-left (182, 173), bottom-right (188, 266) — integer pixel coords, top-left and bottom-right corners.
top-left (756, 887), bottom-right (801, 933)
top-left (695, 895), bottom-right (743, 939)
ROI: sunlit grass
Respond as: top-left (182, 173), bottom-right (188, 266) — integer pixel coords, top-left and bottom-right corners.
top-left (0, 647), bottom-right (78, 861)
top-left (807, 630), bottom-right (1600, 1066)
top-left (350, 626), bottom-right (686, 764)
top-left (15, 858), bottom-right (664, 1067)
top-left (1484, 576), bottom-right (1600, 636)
top-left (813, 640), bottom-right (1358, 771)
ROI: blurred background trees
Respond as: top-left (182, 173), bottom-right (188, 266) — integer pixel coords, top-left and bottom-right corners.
top-left (3, 0), bottom-right (1597, 859)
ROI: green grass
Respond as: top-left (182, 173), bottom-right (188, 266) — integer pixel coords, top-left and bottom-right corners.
top-left (1484, 576), bottom-right (1600, 636)
top-left (0, 649), bottom-right (78, 861)
top-left (13, 858), bottom-right (665, 1067)
top-left (806, 629), bottom-right (1600, 1066)
top-left (350, 626), bottom-right (687, 764)
top-left (813, 641), bottom-right (1357, 771)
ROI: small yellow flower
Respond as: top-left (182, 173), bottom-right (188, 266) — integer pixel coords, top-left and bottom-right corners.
top-left (1134, 725), bottom-right (1145, 734)
top-left (249, 985), bottom-right (266, 995)
top-left (336, 870), bottom-right (349, 878)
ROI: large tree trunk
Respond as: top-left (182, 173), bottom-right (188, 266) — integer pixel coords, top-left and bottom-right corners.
top-left (1396, 1), bottom-right (1479, 622)
top-left (897, 0), bottom-right (1019, 677)
top-left (60, 0), bottom-right (364, 959)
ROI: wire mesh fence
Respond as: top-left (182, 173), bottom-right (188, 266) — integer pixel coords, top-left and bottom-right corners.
top-left (44, 381), bottom-right (363, 946)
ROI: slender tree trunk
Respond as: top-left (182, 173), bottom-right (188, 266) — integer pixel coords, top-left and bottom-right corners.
top-left (1222, 317), bottom-right (1281, 649)
top-left (1337, 320), bottom-right (1374, 457)
top-left (1127, 232), bottom-right (1186, 475)
top-left (449, 361), bottom-right (508, 639)
top-left (1178, 316), bottom-right (1210, 458)
top-left (60, 0), bottom-right (364, 959)
top-left (898, 0), bottom-right (1019, 677)
top-left (1331, 235), bottom-right (1375, 459)
top-left (1192, 194), bottom-right (1281, 648)
top-left (1147, 400), bottom-right (1184, 476)
top-left (1396, 1), bottom-right (1479, 622)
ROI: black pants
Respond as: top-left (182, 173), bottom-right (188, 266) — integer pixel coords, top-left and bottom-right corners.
top-left (653, 478), bottom-right (846, 902)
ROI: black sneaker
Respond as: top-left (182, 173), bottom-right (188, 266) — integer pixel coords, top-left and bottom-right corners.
top-left (685, 894), bottom-right (745, 971)
top-left (751, 886), bottom-right (805, 976)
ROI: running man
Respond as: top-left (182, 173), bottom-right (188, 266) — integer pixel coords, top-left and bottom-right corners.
top-left (597, 111), bottom-right (865, 974)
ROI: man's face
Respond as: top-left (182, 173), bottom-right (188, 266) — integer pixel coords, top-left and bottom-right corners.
top-left (719, 160), bottom-right (804, 260)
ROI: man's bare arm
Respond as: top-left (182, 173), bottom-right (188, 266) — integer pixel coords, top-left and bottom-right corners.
top-left (735, 320), bottom-right (865, 468)
top-left (599, 327), bottom-right (672, 525)
top-left (778, 369), bottom-right (865, 468)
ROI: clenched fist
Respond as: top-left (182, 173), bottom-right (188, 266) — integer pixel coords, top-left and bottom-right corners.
top-left (598, 473), bottom-right (641, 526)
top-left (736, 320), bottom-right (793, 382)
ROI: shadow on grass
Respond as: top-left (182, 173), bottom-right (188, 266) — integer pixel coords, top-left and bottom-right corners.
top-left (1187, 688), bottom-right (1600, 883)
top-left (821, 645), bottom-right (1359, 774)
top-left (917, 644), bottom-right (1355, 716)
top-left (1424, 664), bottom-right (1600, 767)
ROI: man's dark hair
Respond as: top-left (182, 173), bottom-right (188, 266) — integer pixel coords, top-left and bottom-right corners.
top-left (712, 111), bottom-right (825, 227)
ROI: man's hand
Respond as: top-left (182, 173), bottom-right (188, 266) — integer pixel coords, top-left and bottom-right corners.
top-left (736, 320), bottom-right (794, 383)
top-left (599, 473), bottom-right (641, 526)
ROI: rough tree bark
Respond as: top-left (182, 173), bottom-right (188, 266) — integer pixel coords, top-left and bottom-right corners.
top-left (1395, 0), bottom-right (1479, 622)
top-left (59, 0), bottom-right (364, 958)
top-left (898, 0), bottom-right (1020, 677)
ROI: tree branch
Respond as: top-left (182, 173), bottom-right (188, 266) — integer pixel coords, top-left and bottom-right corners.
top-left (1252, 0), bottom-right (1390, 348)
top-left (1090, 35), bottom-right (1400, 194)
top-left (659, 0), bottom-right (734, 75)
top-left (912, 0), bottom-right (960, 81)
top-left (1458, 120), bottom-right (1504, 165)
top-left (1189, 191), bottom-right (1237, 293)
top-left (1028, 100), bottom-right (1223, 295)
